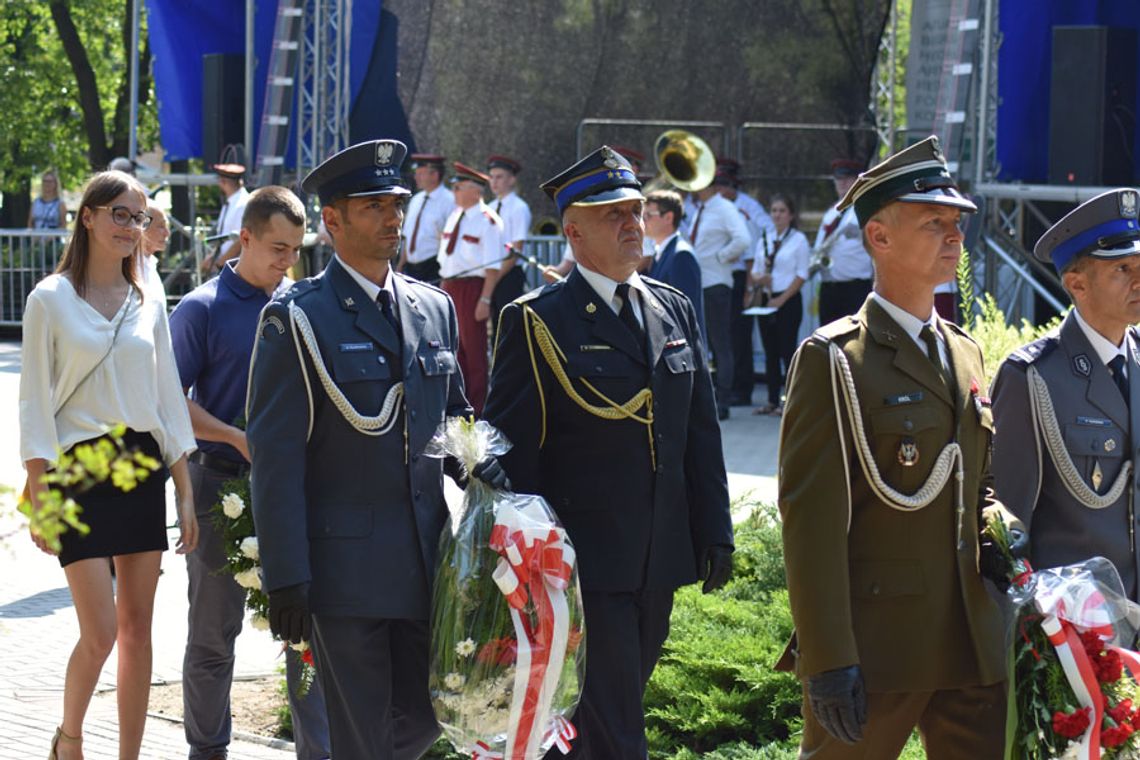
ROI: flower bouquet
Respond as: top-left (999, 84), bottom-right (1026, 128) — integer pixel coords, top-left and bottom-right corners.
top-left (426, 417), bottom-right (585, 760)
top-left (984, 517), bottom-right (1140, 759)
top-left (211, 477), bottom-right (315, 694)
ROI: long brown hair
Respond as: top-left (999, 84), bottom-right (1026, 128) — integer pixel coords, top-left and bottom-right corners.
top-left (56, 170), bottom-right (147, 300)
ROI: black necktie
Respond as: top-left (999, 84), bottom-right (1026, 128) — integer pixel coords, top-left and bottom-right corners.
top-left (615, 283), bottom-right (646, 353)
top-left (377, 290), bottom-right (404, 378)
top-left (1109, 355), bottom-right (1130, 405)
top-left (919, 324), bottom-right (952, 390)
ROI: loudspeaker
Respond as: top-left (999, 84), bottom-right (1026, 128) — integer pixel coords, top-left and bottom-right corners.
top-left (1048, 26), bottom-right (1137, 186)
top-left (201, 53), bottom-right (245, 164)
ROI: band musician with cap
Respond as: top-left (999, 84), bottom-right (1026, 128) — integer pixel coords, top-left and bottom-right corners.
top-left (398, 153), bottom-right (453, 284)
top-left (815, 158), bottom-right (874, 326)
top-left (203, 161), bottom-right (250, 274)
top-left (484, 145), bottom-right (734, 757)
top-left (245, 139), bottom-right (507, 759)
top-left (776, 136), bottom-right (1025, 758)
top-left (437, 161), bottom-right (504, 416)
top-left (487, 154), bottom-right (533, 346)
top-left (992, 188), bottom-right (1140, 603)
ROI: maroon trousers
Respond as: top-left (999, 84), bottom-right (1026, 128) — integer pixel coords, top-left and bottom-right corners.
top-left (442, 277), bottom-right (489, 416)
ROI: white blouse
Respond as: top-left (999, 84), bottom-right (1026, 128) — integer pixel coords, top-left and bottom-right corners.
top-left (19, 274), bottom-right (196, 466)
top-left (751, 228), bottom-right (810, 293)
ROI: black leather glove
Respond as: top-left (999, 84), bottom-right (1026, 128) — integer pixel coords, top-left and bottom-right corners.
top-left (443, 456), bottom-right (469, 489)
top-left (701, 545), bottom-right (734, 593)
top-left (807, 665), bottom-right (867, 745)
top-left (471, 456), bottom-right (511, 491)
top-left (268, 582), bottom-right (311, 645)
top-left (979, 527), bottom-right (1029, 591)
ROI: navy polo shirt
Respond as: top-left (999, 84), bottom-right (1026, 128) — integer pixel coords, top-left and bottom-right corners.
top-left (170, 262), bottom-right (292, 463)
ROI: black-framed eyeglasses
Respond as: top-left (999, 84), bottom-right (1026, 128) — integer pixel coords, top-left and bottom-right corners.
top-left (93, 205), bottom-right (152, 230)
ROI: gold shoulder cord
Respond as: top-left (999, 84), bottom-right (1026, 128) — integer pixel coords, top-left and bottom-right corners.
top-left (521, 304), bottom-right (656, 470)
top-left (1026, 365), bottom-right (1132, 508)
top-left (828, 342), bottom-right (968, 546)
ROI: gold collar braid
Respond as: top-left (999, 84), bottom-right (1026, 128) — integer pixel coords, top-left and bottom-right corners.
top-left (521, 304), bottom-right (656, 470)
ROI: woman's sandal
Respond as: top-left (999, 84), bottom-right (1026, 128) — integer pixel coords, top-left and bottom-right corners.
top-left (48, 726), bottom-right (81, 760)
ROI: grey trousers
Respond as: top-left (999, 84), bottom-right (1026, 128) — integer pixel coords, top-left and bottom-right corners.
top-left (184, 460), bottom-right (331, 760)
top-left (703, 284), bottom-right (734, 409)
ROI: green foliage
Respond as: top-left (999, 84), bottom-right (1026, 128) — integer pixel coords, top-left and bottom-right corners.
top-left (19, 422), bottom-right (160, 553)
top-left (970, 293), bottom-right (1063, 390)
top-left (0, 1), bottom-right (159, 200)
top-left (644, 505), bottom-right (802, 758)
top-left (956, 247), bottom-right (976, 332)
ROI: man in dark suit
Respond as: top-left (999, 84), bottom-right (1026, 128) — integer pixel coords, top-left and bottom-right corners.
top-left (645, 188), bottom-right (705, 338)
top-left (777, 137), bottom-right (1025, 758)
top-left (993, 188), bottom-right (1140, 602)
top-left (484, 145), bottom-right (734, 758)
top-left (246, 139), bottom-right (502, 760)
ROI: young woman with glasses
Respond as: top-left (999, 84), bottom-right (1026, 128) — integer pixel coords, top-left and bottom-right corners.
top-left (19, 170), bottom-right (198, 759)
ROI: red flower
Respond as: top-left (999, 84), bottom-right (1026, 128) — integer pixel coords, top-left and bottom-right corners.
top-left (1102, 721), bottom-right (1134, 748)
top-left (1108, 699), bottom-right (1134, 725)
top-left (1093, 649), bottom-right (1123, 683)
top-left (1053, 707), bottom-right (1092, 739)
top-left (1080, 630), bottom-right (1106, 655)
top-left (476, 637), bottom-right (518, 667)
top-left (301, 648), bottom-right (314, 667)
top-left (1131, 708), bottom-right (1140, 731)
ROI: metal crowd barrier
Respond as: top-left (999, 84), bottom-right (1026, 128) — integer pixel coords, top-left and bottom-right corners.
top-left (0, 229), bottom-right (69, 326)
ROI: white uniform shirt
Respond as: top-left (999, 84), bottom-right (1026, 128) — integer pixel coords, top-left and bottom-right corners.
top-left (751, 228), bottom-right (810, 293)
top-left (402, 184), bottom-right (454, 264)
top-left (437, 201), bottom-right (505, 279)
top-left (490, 191), bottom-right (532, 247)
top-left (815, 203), bottom-right (872, 282)
top-left (19, 274), bottom-right (196, 466)
top-left (576, 264), bottom-right (648, 327)
top-left (732, 191), bottom-right (776, 272)
top-left (689, 193), bottom-right (751, 289)
top-left (216, 185), bottom-right (250, 239)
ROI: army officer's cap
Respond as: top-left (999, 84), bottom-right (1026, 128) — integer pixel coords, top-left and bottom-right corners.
top-left (838, 136), bottom-right (977, 227)
top-left (541, 145), bottom-right (645, 217)
top-left (410, 153), bottom-right (446, 170)
top-left (301, 140), bottom-right (411, 207)
top-left (486, 155), bottom-right (522, 175)
top-left (451, 161), bottom-right (491, 187)
top-left (1034, 188), bottom-right (1140, 271)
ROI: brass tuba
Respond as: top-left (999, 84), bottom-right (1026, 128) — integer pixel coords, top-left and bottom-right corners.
top-left (646, 129), bottom-right (717, 193)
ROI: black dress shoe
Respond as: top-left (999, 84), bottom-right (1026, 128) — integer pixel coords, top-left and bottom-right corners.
top-left (718, 407), bottom-right (730, 421)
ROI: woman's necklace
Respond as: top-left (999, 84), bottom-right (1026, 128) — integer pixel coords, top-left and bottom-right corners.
top-left (84, 281), bottom-right (129, 317)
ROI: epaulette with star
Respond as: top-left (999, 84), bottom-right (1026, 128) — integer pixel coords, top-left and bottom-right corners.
top-left (1005, 332), bottom-right (1060, 367)
top-left (641, 275), bottom-right (684, 298)
top-left (513, 280), bottom-right (563, 306)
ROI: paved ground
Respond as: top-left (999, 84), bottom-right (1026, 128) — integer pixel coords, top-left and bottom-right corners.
top-left (0, 338), bottom-right (779, 758)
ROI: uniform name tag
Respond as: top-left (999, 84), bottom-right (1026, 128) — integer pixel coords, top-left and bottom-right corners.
top-left (339, 342), bottom-right (374, 353)
top-left (664, 338), bottom-right (688, 349)
top-left (1077, 416), bottom-right (1113, 427)
top-left (579, 344), bottom-right (612, 352)
top-left (884, 391), bottom-right (923, 406)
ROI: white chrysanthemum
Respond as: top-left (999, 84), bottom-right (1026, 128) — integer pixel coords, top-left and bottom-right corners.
top-left (443, 672), bottom-right (465, 691)
top-left (222, 493), bottom-right (245, 519)
top-left (455, 638), bottom-right (476, 657)
top-left (233, 567), bottom-right (261, 590)
top-left (290, 640), bottom-right (310, 653)
top-left (249, 613), bottom-right (270, 631)
top-left (239, 536), bottom-right (259, 561)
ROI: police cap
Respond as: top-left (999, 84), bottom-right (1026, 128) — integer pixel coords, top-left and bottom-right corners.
top-left (301, 140), bottom-right (411, 207)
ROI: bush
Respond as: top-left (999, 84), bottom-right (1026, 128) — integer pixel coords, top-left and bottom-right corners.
top-left (644, 504), bottom-right (803, 758)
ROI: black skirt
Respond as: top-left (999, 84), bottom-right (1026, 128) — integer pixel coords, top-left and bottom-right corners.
top-left (57, 428), bottom-right (170, 567)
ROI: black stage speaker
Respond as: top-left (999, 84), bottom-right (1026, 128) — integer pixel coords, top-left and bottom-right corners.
top-left (1048, 26), bottom-right (1137, 186)
top-left (201, 53), bottom-right (245, 164)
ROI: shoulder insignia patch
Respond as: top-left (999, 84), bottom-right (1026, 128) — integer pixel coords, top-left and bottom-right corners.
top-left (814, 315), bottom-right (860, 341)
top-left (1072, 353), bottom-right (1092, 377)
top-left (261, 314), bottom-right (286, 338)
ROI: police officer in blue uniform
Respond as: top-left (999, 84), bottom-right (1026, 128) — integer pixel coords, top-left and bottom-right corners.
top-left (992, 188), bottom-right (1140, 601)
top-left (484, 146), bottom-right (734, 758)
top-left (246, 139), bottom-right (505, 760)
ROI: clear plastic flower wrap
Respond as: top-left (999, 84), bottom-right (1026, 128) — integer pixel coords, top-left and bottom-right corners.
top-left (985, 517), bottom-right (1140, 758)
top-left (426, 417), bottom-right (586, 759)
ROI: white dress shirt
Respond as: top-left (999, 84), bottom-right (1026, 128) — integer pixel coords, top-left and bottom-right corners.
top-left (216, 186), bottom-right (250, 238)
top-left (436, 201), bottom-right (505, 279)
top-left (870, 292), bottom-right (949, 367)
top-left (815, 203), bottom-right (872, 282)
top-left (688, 193), bottom-right (751, 289)
top-left (751, 228), bottom-right (810, 293)
top-left (1073, 307), bottom-right (1130, 374)
top-left (576, 264), bottom-right (648, 327)
top-left (490, 191), bottom-right (532, 247)
top-left (336, 254), bottom-right (398, 320)
top-left (20, 274), bottom-right (196, 466)
top-left (402, 184), bottom-right (454, 264)
top-left (732, 191), bottom-right (776, 271)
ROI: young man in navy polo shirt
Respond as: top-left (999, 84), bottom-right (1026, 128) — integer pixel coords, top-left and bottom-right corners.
top-left (170, 186), bottom-right (330, 760)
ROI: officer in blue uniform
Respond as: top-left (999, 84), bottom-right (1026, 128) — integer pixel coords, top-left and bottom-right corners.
top-left (246, 139), bottom-right (503, 760)
top-left (992, 188), bottom-right (1140, 601)
top-left (484, 146), bottom-right (734, 758)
